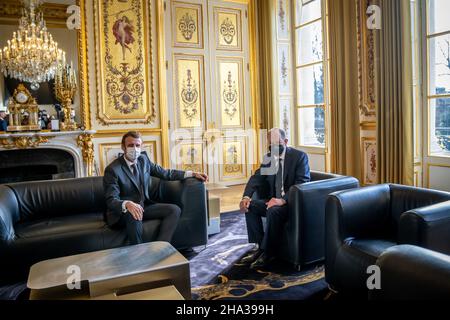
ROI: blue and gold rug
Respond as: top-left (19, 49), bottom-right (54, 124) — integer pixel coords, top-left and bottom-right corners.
top-left (188, 211), bottom-right (328, 300)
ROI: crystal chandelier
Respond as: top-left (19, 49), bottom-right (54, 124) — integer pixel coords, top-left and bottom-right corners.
top-left (0, 0), bottom-right (65, 90)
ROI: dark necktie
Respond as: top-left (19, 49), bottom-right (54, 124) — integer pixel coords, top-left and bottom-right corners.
top-left (131, 163), bottom-right (144, 206)
top-left (275, 157), bottom-right (283, 198)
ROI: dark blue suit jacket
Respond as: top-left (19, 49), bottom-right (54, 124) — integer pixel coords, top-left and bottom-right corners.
top-left (243, 147), bottom-right (311, 203)
top-left (103, 154), bottom-right (186, 226)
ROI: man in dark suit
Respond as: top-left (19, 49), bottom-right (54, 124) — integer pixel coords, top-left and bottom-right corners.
top-left (103, 131), bottom-right (208, 245)
top-left (239, 128), bottom-right (310, 268)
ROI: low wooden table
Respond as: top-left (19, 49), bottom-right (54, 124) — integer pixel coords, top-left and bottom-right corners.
top-left (27, 242), bottom-right (191, 300)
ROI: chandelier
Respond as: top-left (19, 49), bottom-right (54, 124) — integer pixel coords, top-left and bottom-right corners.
top-left (0, 0), bottom-right (65, 90)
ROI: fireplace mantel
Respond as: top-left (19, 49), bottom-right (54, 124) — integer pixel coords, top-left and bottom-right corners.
top-left (0, 130), bottom-right (97, 177)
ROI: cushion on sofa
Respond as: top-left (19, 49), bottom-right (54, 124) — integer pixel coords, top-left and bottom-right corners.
top-left (14, 213), bottom-right (105, 239)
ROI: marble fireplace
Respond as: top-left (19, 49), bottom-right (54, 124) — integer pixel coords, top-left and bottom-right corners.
top-left (0, 130), bottom-right (96, 184)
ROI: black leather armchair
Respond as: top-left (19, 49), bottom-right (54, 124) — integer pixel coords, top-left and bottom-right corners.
top-left (0, 176), bottom-right (207, 284)
top-left (274, 171), bottom-right (359, 270)
top-left (325, 184), bottom-right (450, 295)
top-left (369, 245), bottom-right (450, 300)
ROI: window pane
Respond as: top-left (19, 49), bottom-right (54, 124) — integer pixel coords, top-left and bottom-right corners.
top-left (430, 98), bottom-right (450, 154)
top-left (296, 0), bottom-right (321, 26)
top-left (296, 64), bottom-right (324, 105)
top-left (427, 0), bottom-right (450, 35)
top-left (428, 34), bottom-right (450, 95)
top-left (296, 20), bottom-right (323, 66)
top-left (298, 107), bottom-right (325, 146)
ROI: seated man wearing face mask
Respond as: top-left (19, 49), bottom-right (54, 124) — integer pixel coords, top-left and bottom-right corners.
top-left (239, 128), bottom-right (311, 269)
top-left (103, 131), bottom-right (208, 245)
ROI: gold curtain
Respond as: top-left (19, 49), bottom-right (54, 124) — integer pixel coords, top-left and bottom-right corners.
top-left (377, 0), bottom-right (414, 185)
top-left (328, 0), bottom-right (361, 180)
top-left (256, 0), bottom-right (274, 129)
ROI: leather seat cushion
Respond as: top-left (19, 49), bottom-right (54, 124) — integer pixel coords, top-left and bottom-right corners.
top-left (332, 238), bottom-right (397, 292)
top-left (15, 213), bottom-right (105, 239)
top-left (346, 238), bottom-right (397, 259)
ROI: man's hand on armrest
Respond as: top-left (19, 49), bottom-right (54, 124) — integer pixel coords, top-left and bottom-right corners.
top-left (185, 171), bottom-right (208, 182)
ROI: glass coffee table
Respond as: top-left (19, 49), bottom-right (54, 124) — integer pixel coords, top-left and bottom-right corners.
top-left (27, 241), bottom-right (191, 300)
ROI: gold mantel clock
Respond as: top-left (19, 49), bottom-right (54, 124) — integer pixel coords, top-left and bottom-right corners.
top-left (6, 84), bottom-right (41, 132)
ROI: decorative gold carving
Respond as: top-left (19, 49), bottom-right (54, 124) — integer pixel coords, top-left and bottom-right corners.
top-left (177, 143), bottom-right (203, 172)
top-left (218, 59), bottom-right (243, 127)
top-left (55, 65), bottom-right (78, 131)
top-left (175, 55), bottom-right (204, 128)
top-left (215, 8), bottom-right (241, 50)
top-left (181, 69), bottom-right (199, 121)
top-left (6, 84), bottom-right (40, 132)
top-left (179, 12), bottom-right (196, 40)
top-left (361, 137), bottom-right (377, 185)
top-left (220, 18), bottom-right (236, 44)
top-left (223, 71), bottom-right (238, 119)
top-left (222, 140), bottom-right (245, 179)
top-left (78, 0), bottom-right (91, 130)
top-left (357, 0), bottom-right (377, 119)
top-left (0, 0), bottom-right (69, 28)
top-left (77, 133), bottom-right (95, 177)
top-left (94, 0), bottom-right (156, 125)
top-left (173, 2), bottom-right (202, 48)
top-left (0, 136), bottom-right (50, 149)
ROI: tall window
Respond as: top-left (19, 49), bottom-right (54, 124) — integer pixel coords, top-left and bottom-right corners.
top-left (427, 0), bottom-right (450, 155)
top-left (294, 0), bottom-right (329, 147)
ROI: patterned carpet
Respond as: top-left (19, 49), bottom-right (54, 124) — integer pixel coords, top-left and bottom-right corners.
top-left (188, 211), bottom-right (328, 300)
top-left (0, 211), bottom-right (328, 300)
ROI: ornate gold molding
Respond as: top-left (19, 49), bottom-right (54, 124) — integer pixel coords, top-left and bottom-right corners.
top-left (0, 136), bottom-right (50, 149)
top-left (77, 133), bottom-right (95, 177)
top-left (0, 0), bottom-right (70, 28)
top-left (93, 0), bottom-right (157, 126)
top-left (357, 0), bottom-right (377, 119)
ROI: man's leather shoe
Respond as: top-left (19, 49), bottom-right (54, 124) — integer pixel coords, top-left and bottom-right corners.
top-left (250, 253), bottom-right (274, 269)
top-left (241, 248), bottom-right (262, 264)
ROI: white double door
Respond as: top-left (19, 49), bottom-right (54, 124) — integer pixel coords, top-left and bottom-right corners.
top-left (165, 0), bottom-right (254, 185)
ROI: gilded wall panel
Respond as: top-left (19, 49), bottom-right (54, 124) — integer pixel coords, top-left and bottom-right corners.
top-left (174, 55), bottom-right (205, 128)
top-left (221, 139), bottom-right (246, 179)
top-left (214, 7), bottom-right (242, 51)
top-left (361, 137), bottom-right (377, 185)
top-left (357, 0), bottom-right (377, 121)
top-left (276, 0), bottom-right (290, 40)
top-left (172, 2), bottom-right (203, 48)
top-left (94, 0), bottom-right (156, 125)
top-left (175, 141), bottom-right (204, 172)
top-left (217, 58), bottom-right (244, 127)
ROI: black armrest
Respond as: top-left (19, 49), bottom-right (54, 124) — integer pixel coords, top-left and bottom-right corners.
top-left (399, 200), bottom-right (450, 255)
top-left (0, 186), bottom-right (19, 243)
top-left (158, 178), bottom-right (208, 248)
top-left (287, 176), bottom-right (359, 265)
top-left (325, 184), bottom-right (391, 284)
top-left (370, 245), bottom-right (450, 300)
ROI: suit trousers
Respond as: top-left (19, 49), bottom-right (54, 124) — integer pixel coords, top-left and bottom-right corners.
top-left (245, 200), bottom-right (288, 257)
top-left (121, 203), bottom-right (181, 245)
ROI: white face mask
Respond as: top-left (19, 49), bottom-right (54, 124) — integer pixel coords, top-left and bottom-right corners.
top-left (126, 147), bottom-right (141, 162)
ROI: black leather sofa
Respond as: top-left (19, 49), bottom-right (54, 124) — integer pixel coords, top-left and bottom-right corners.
top-left (325, 183), bottom-right (450, 295)
top-left (0, 176), bottom-right (207, 284)
top-left (369, 245), bottom-right (450, 300)
top-left (263, 171), bottom-right (359, 270)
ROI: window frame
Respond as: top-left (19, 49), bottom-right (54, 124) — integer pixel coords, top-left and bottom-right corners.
top-left (424, 0), bottom-right (450, 157)
top-left (292, 0), bottom-right (330, 150)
